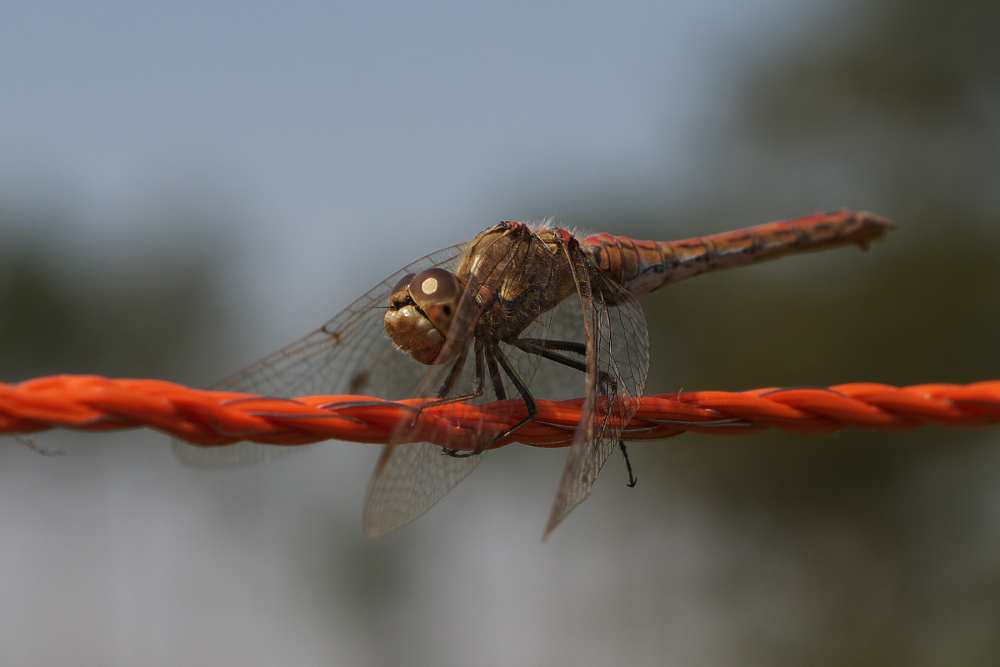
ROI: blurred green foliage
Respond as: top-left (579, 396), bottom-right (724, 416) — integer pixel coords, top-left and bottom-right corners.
top-left (0, 211), bottom-right (222, 384)
top-left (626, 0), bottom-right (1000, 662)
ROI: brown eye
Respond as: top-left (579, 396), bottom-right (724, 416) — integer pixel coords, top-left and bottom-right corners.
top-left (410, 268), bottom-right (459, 301)
top-left (408, 268), bottom-right (463, 333)
top-left (388, 273), bottom-right (416, 308)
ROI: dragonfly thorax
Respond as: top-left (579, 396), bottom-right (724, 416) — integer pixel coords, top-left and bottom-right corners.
top-left (384, 268), bottom-right (464, 365)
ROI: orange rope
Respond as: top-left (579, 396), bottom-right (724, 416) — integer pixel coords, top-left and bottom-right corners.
top-left (2, 375), bottom-right (999, 450)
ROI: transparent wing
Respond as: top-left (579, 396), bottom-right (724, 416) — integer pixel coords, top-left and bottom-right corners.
top-left (363, 227), bottom-right (562, 534)
top-left (543, 249), bottom-right (649, 537)
top-left (173, 242), bottom-right (467, 467)
top-left (363, 441), bottom-right (483, 536)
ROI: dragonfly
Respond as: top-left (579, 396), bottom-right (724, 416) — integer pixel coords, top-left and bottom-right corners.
top-left (174, 210), bottom-right (893, 537)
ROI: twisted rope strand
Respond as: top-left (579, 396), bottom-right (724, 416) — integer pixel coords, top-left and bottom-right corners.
top-left (2, 375), bottom-right (999, 449)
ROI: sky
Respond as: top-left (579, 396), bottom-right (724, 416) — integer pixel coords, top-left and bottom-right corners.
top-left (0, 0), bottom-right (825, 344)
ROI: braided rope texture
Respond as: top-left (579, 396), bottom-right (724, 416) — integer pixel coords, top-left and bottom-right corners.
top-left (2, 375), bottom-right (999, 450)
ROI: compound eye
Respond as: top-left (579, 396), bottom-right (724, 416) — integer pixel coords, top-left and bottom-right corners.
top-left (388, 273), bottom-right (416, 308)
top-left (409, 268), bottom-right (463, 332)
top-left (409, 268), bottom-right (460, 304)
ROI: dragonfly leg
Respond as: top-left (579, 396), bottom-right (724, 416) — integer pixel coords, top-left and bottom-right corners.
top-left (416, 343), bottom-right (483, 413)
top-left (447, 343), bottom-right (538, 458)
top-left (510, 338), bottom-right (586, 373)
top-left (510, 338), bottom-right (619, 395)
top-left (433, 346), bottom-right (470, 399)
top-left (439, 343), bottom-right (516, 456)
top-left (516, 337), bottom-right (587, 357)
top-left (485, 346), bottom-right (507, 400)
top-left (413, 343), bottom-right (483, 456)
top-left (433, 342), bottom-right (492, 457)
top-left (618, 441), bottom-right (637, 488)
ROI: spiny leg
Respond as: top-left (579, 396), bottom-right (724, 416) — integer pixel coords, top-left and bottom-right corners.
top-left (618, 441), bottom-right (637, 488)
top-left (413, 341), bottom-right (490, 456)
top-left (513, 337), bottom-right (637, 485)
top-left (391, 346), bottom-right (471, 450)
top-left (510, 338), bottom-right (586, 372)
top-left (433, 345), bottom-right (470, 399)
top-left (487, 345), bottom-right (537, 449)
top-left (447, 343), bottom-right (538, 458)
top-left (435, 341), bottom-right (489, 457)
top-left (510, 338), bottom-right (618, 394)
top-left (485, 345), bottom-right (507, 400)
top-left (516, 337), bottom-right (587, 357)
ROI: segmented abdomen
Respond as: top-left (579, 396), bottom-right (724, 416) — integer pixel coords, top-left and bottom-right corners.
top-left (583, 210), bottom-right (893, 300)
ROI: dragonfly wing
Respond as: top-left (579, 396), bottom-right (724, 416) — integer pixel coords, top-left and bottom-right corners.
top-left (365, 225), bottom-right (561, 534)
top-left (544, 251), bottom-right (649, 537)
top-left (363, 441), bottom-right (484, 536)
top-left (172, 243), bottom-right (467, 467)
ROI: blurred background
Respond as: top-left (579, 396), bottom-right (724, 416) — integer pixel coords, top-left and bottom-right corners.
top-left (2, 0), bottom-right (999, 664)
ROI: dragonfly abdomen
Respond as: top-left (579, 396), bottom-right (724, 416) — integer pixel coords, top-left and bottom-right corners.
top-left (584, 210), bottom-right (893, 299)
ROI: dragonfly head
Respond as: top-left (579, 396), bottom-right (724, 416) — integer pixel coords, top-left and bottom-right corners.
top-left (385, 268), bottom-right (464, 364)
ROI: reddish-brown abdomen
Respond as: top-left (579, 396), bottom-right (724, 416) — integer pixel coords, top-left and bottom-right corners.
top-left (583, 210), bottom-right (893, 299)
